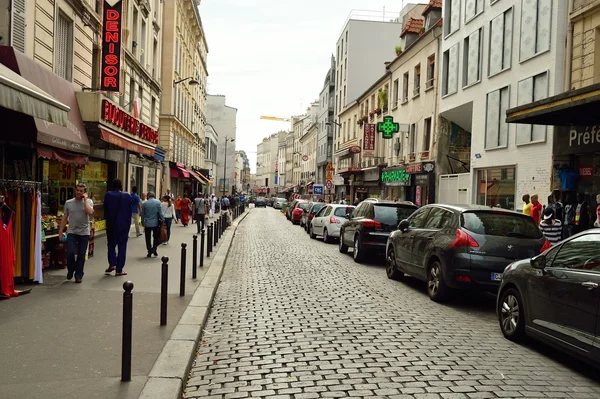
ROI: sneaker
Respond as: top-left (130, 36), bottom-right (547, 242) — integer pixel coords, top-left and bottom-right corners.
top-left (66, 270), bottom-right (74, 280)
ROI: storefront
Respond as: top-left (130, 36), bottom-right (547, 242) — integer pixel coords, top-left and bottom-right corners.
top-left (382, 166), bottom-right (411, 200)
top-left (169, 162), bottom-right (206, 197)
top-left (353, 167), bottom-right (382, 201)
top-left (382, 162), bottom-right (436, 205)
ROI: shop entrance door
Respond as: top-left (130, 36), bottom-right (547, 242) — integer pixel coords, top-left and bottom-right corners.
top-left (130, 165), bottom-right (144, 192)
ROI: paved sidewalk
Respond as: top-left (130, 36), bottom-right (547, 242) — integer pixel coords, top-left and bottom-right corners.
top-left (0, 212), bottom-right (243, 399)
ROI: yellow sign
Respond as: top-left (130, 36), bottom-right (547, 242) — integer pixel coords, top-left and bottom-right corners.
top-left (49, 162), bottom-right (76, 183)
top-left (326, 171), bottom-right (333, 180)
top-left (94, 219), bottom-right (106, 231)
top-left (80, 162), bottom-right (108, 182)
top-left (326, 162), bottom-right (334, 171)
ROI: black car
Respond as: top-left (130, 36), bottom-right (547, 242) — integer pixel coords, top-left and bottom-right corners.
top-left (255, 197), bottom-right (267, 207)
top-left (386, 204), bottom-right (547, 301)
top-left (497, 230), bottom-right (600, 364)
top-left (339, 199), bottom-right (418, 263)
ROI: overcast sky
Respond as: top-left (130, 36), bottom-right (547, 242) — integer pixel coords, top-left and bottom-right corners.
top-left (199, 0), bottom-right (422, 173)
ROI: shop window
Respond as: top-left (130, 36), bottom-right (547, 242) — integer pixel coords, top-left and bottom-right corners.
top-left (477, 167), bottom-right (515, 209)
top-left (147, 167), bottom-right (157, 195)
top-left (485, 85), bottom-right (510, 149)
top-left (516, 71), bottom-right (548, 144)
top-left (519, 0), bottom-right (551, 62)
top-left (488, 7), bottom-right (513, 77)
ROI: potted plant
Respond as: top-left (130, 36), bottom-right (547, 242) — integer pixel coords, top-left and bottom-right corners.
top-left (395, 45), bottom-right (403, 56)
top-left (375, 107), bottom-right (382, 116)
top-left (378, 89), bottom-right (388, 113)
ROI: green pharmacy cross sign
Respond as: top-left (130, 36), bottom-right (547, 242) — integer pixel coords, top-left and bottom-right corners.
top-left (377, 116), bottom-right (400, 139)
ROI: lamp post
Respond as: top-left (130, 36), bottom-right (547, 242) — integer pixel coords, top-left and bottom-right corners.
top-left (173, 77), bottom-right (200, 87)
top-left (222, 136), bottom-right (235, 195)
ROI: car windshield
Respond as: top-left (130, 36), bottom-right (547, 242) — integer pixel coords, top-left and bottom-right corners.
top-left (374, 205), bottom-right (416, 225)
top-left (334, 206), bottom-right (354, 217)
top-left (297, 203), bottom-right (310, 210)
top-left (310, 204), bottom-right (325, 214)
top-left (462, 211), bottom-right (543, 239)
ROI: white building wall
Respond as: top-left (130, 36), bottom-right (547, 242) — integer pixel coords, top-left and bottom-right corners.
top-left (439, 0), bottom-right (567, 209)
top-left (207, 95), bottom-right (237, 195)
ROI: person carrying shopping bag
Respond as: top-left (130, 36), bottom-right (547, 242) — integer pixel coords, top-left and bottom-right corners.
top-left (161, 195), bottom-right (178, 244)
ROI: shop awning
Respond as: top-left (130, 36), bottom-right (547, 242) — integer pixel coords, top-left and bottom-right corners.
top-left (100, 127), bottom-right (154, 156)
top-left (188, 169), bottom-right (208, 185)
top-left (37, 144), bottom-right (88, 166)
top-left (506, 83), bottom-right (600, 126)
top-left (0, 62), bottom-right (69, 125)
top-left (170, 164), bottom-right (190, 179)
top-left (154, 147), bottom-right (166, 162)
top-left (194, 170), bottom-right (210, 184)
top-left (0, 46), bottom-right (90, 154)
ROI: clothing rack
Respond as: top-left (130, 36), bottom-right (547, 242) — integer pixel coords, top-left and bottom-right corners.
top-left (0, 179), bottom-right (41, 191)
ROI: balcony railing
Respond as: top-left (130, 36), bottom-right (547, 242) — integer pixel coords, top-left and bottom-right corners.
top-left (573, 0), bottom-right (599, 12)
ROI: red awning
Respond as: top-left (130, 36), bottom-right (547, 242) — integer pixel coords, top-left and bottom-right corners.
top-left (37, 144), bottom-right (88, 166)
top-left (100, 127), bottom-right (155, 156)
top-left (0, 46), bottom-right (90, 154)
top-left (170, 165), bottom-right (190, 179)
top-left (188, 169), bottom-right (208, 185)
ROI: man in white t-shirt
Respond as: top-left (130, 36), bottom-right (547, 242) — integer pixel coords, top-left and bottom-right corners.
top-left (209, 194), bottom-right (216, 218)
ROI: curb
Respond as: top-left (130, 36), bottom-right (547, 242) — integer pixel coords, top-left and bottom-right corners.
top-left (138, 209), bottom-right (251, 399)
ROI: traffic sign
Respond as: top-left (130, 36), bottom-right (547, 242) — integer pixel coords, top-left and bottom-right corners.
top-left (313, 184), bottom-right (324, 195)
top-left (326, 171), bottom-right (333, 180)
top-left (326, 162), bottom-right (334, 171)
top-left (325, 180), bottom-right (333, 190)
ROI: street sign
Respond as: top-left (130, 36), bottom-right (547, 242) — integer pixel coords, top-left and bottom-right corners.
top-left (313, 184), bottom-right (324, 195)
top-left (325, 180), bottom-right (333, 190)
top-left (326, 162), bottom-right (334, 171)
top-left (326, 171), bottom-right (333, 180)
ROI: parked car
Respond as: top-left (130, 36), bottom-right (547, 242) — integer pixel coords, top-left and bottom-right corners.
top-left (497, 229), bottom-right (600, 364)
top-left (286, 199), bottom-right (299, 220)
top-left (310, 204), bottom-right (355, 242)
top-left (255, 197), bottom-right (267, 208)
top-left (386, 204), bottom-right (548, 302)
top-left (273, 198), bottom-right (286, 209)
top-left (301, 202), bottom-right (327, 230)
top-left (291, 201), bottom-right (309, 225)
top-left (339, 200), bottom-right (418, 263)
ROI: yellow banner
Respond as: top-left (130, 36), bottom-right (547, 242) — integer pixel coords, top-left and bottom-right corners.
top-left (80, 162), bottom-right (108, 182)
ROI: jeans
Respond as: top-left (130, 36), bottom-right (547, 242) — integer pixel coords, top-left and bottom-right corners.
top-left (176, 209), bottom-right (181, 221)
top-left (107, 235), bottom-right (128, 272)
top-left (164, 217), bottom-right (173, 241)
top-left (132, 214), bottom-right (141, 236)
top-left (196, 213), bottom-right (205, 233)
top-left (67, 234), bottom-right (90, 279)
top-left (145, 226), bottom-right (160, 254)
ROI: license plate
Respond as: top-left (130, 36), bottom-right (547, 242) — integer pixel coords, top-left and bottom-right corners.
top-left (491, 272), bottom-right (503, 281)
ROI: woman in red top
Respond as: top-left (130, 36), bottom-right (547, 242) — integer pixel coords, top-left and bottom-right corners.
top-left (530, 194), bottom-right (543, 225)
top-left (180, 195), bottom-right (192, 226)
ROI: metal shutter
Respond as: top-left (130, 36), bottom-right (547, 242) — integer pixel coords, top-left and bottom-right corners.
top-left (11, 0), bottom-right (26, 53)
top-left (56, 13), bottom-right (72, 81)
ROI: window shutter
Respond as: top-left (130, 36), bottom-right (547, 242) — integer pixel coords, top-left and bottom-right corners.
top-left (11, 0), bottom-right (26, 53)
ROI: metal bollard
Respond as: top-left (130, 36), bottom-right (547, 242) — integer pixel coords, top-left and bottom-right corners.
top-left (214, 218), bottom-right (218, 246)
top-left (180, 243), bottom-right (187, 297)
top-left (200, 229), bottom-right (205, 267)
top-left (160, 257), bottom-right (168, 326)
top-left (215, 216), bottom-right (219, 244)
top-left (207, 223), bottom-right (212, 257)
top-left (192, 235), bottom-right (198, 279)
top-left (121, 281), bottom-right (134, 382)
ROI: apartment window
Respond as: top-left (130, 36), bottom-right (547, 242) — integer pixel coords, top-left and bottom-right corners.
top-left (393, 78), bottom-right (399, 107)
top-left (444, 0), bottom-right (461, 36)
top-left (516, 71), bottom-right (548, 144)
top-left (485, 86), bottom-right (510, 149)
top-left (345, 31), bottom-right (348, 53)
top-left (519, 0), bottom-right (551, 61)
top-left (488, 8), bottom-right (513, 76)
top-left (402, 72), bottom-right (409, 102)
top-left (409, 123), bottom-right (417, 155)
top-left (138, 85), bottom-right (143, 116)
top-left (423, 118), bottom-right (432, 152)
top-left (132, 7), bottom-right (139, 53)
top-left (129, 78), bottom-right (135, 112)
top-left (426, 55), bottom-right (435, 89)
top-left (55, 12), bottom-right (73, 81)
top-left (151, 97), bottom-right (156, 126)
top-left (442, 43), bottom-right (459, 96)
top-left (91, 46), bottom-right (100, 88)
top-left (463, 28), bottom-right (482, 87)
top-left (353, 115), bottom-right (357, 138)
top-left (465, 0), bottom-right (484, 22)
top-left (344, 62), bottom-right (347, 81)
top-left (414, 64), bottom-right (421, 96)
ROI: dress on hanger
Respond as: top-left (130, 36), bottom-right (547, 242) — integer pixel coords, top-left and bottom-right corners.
top-left (0, 215), bottom-right (18, 298)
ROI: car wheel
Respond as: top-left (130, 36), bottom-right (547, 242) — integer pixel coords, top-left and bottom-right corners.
top-left (498, 288), bottom-right (525, 342)
top-left (386, 247), bottom-right (403, 280)
top-left (427, 261), bottom-right (449, 301)
top-left (310, 226), bottom-right (316, 239)
top-left (353, 235), bottom-right (365, 263)
top-left (323, 228), bottom-right (330, 243)
top-left (338, 231), bottom-right (348, 254)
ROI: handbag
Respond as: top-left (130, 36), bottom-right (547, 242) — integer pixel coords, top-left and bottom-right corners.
top-left (160, 223), bottom-right (168, 242)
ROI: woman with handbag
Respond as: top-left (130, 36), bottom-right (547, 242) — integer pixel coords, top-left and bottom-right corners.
top-left (161, 195), bottom-right (178, 244)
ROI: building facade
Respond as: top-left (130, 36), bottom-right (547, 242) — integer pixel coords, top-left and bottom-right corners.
top-left (234, 150), bottom-right (250, 194)
top-left (317, 55), bottom-right (336, 188)
top-left (159, 0), bottom-right (209, 197)
top-left (204, 123), bottom-right (218, 194)
top-left (439, 0), bottom-right (568, 210)
top-left (206, 94), bottom-right (237, 196)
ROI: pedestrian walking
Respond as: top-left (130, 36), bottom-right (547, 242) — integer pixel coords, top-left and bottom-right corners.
top-left (209, 194), bottom-right (216, 219)
top-left (58, 184), bottom-right (94, 283)
top-left (193, 193), bottom-right (207, 233)
top-left (175, 195), bottom-right (182, 221)
top-left (130, 186), bottom-right (142, 237)
top-left (221, 195), bottom-right (230, 212)
top-left (530, 194), bottom-right (543, 225)
top-left (161, 195), bottom-right (178, 244)
top-left (522, 194), bottom-right (532, 216)
top-left (180, 194), bottom-right (192, 226)
top-left (539, 208), bottom-right (563, 245)
top-left (165, 189), bottom-right (175, 200)
top-left (103, 179), bottom-right (134, 276)
top-left (141, 192), bottom-right (164, 257)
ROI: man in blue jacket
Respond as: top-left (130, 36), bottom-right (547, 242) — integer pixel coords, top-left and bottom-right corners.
top-left (141, 191), bottom-right (164, 257)
top-left (104, 179), bottom-right (134, 276)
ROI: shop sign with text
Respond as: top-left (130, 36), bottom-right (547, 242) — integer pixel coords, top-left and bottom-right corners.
top-left (100, 0), bottom-right (123, 92)
top-left (381, 169), bottom-right (411, 186)
top-left (363, 124), bottom-right (375, 152)
top-left (556, 125), bottom-right (600, 155)
top-left (102, 99), bottom-right (159, 144)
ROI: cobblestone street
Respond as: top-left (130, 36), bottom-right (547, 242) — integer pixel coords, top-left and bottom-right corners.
top-left (185, 208), bottom-right (600, 399)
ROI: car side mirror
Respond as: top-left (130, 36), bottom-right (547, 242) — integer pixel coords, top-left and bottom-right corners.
top-left (531, 254), bottom-right (546, 270)
top-left (398, 219), bottom-right (410, 232)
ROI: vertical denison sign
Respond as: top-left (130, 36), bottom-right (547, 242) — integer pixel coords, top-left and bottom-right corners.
top-left (100, 0), bottom-right (124, 92)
